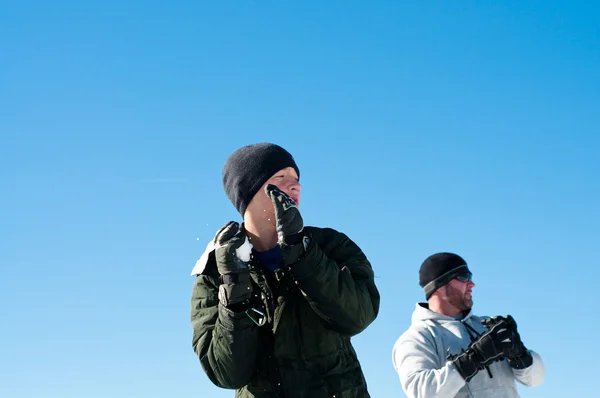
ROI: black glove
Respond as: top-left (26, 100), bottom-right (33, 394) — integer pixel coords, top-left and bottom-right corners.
top-left (483, 315), bottom-right (533, 369)
top-left (264, 184), bottom-right (306, 266)
top-left (450, 320), bottom-right (511, 381)
top-left (213, 221), bottom-right (253, 309)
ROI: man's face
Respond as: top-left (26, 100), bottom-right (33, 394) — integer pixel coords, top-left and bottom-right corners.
top-left (244, 167), bottom-right (301, 223)
top-left (444, 277), bottom-right (475, 312)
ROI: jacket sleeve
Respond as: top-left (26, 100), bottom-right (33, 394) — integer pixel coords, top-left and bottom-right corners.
top-left (190, 274), bottom-right (259, 389)
top-left (288, 229), bottom-right (380, 336)
top-left (392, 330), bottom-right (466, 398)
top-left (512, 350), bottom-right (545, 387)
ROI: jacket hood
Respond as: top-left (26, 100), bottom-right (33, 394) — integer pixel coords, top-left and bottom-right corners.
top-left (411, 302), bottom-right (474, 325)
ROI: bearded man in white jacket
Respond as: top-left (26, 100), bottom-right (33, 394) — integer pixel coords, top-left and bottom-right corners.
top-left (392, 252), bottom-right (545, 398)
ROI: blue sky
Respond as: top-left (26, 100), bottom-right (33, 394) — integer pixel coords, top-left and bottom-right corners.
top-left (2, 1), bottom-right (599, 397)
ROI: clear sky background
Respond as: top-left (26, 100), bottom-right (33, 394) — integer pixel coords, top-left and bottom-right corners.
top-left (2, 1), bottom-right (599, 397)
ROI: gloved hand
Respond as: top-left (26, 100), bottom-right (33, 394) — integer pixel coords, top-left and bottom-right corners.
top-left (264, 184), bottom-right (306, 266)
top-left (213, 221), bottom-right (253, 309)
top-left (450, 320), bottom-right (511, 381)
top-left (483, 315), bottom-right (533, 369)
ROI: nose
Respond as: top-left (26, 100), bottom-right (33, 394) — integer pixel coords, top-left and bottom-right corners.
top-left (289, 180), bottom-right (301, 193)
top-left (468, 280), bottom-right (475, 288)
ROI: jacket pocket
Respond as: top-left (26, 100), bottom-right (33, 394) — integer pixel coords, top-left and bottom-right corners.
top-left (328, 384), bottom-right (369, 398)
top-left (324, 365), bottom-right (368, 398)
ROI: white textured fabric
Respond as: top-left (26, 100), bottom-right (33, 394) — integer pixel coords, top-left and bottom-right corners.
top-left (392, 303), bottom-right (545, 398)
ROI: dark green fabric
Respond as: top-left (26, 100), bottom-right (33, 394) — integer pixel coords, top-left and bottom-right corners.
top-left (190, 227), bottom-right (380, 397)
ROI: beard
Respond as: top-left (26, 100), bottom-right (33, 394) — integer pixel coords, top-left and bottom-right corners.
top-left (445, 284), bottom-right (473, 311)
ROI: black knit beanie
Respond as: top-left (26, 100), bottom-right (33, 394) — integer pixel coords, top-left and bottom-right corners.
top-left (419, 252), bottom-right (472, 299)
top-left (222, 143), bottom-right (300, 216)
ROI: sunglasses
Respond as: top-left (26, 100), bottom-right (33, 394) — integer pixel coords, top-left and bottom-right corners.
top-left (454, 272), bottom-right (473, 283)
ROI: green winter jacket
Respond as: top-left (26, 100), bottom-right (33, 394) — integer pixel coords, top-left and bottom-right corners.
top-left (190, 226), bottom-right (380, 398)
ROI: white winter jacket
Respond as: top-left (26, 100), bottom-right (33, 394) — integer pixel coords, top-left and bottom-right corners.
top-left (392, 303), bottom-right (544, 398)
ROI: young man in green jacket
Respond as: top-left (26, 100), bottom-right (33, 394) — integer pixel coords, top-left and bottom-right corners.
top-left (190, 143), bottom-right (380, 398)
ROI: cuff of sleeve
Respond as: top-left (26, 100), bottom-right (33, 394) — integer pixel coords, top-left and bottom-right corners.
top-left (448, 362), bottom-right (468, 388)
top-left (218, 303), bottom-right (256, 331)
top-left (511, 350), bottom-right (545, 387)
top-left (287, 236), bottom-right (320, 280)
